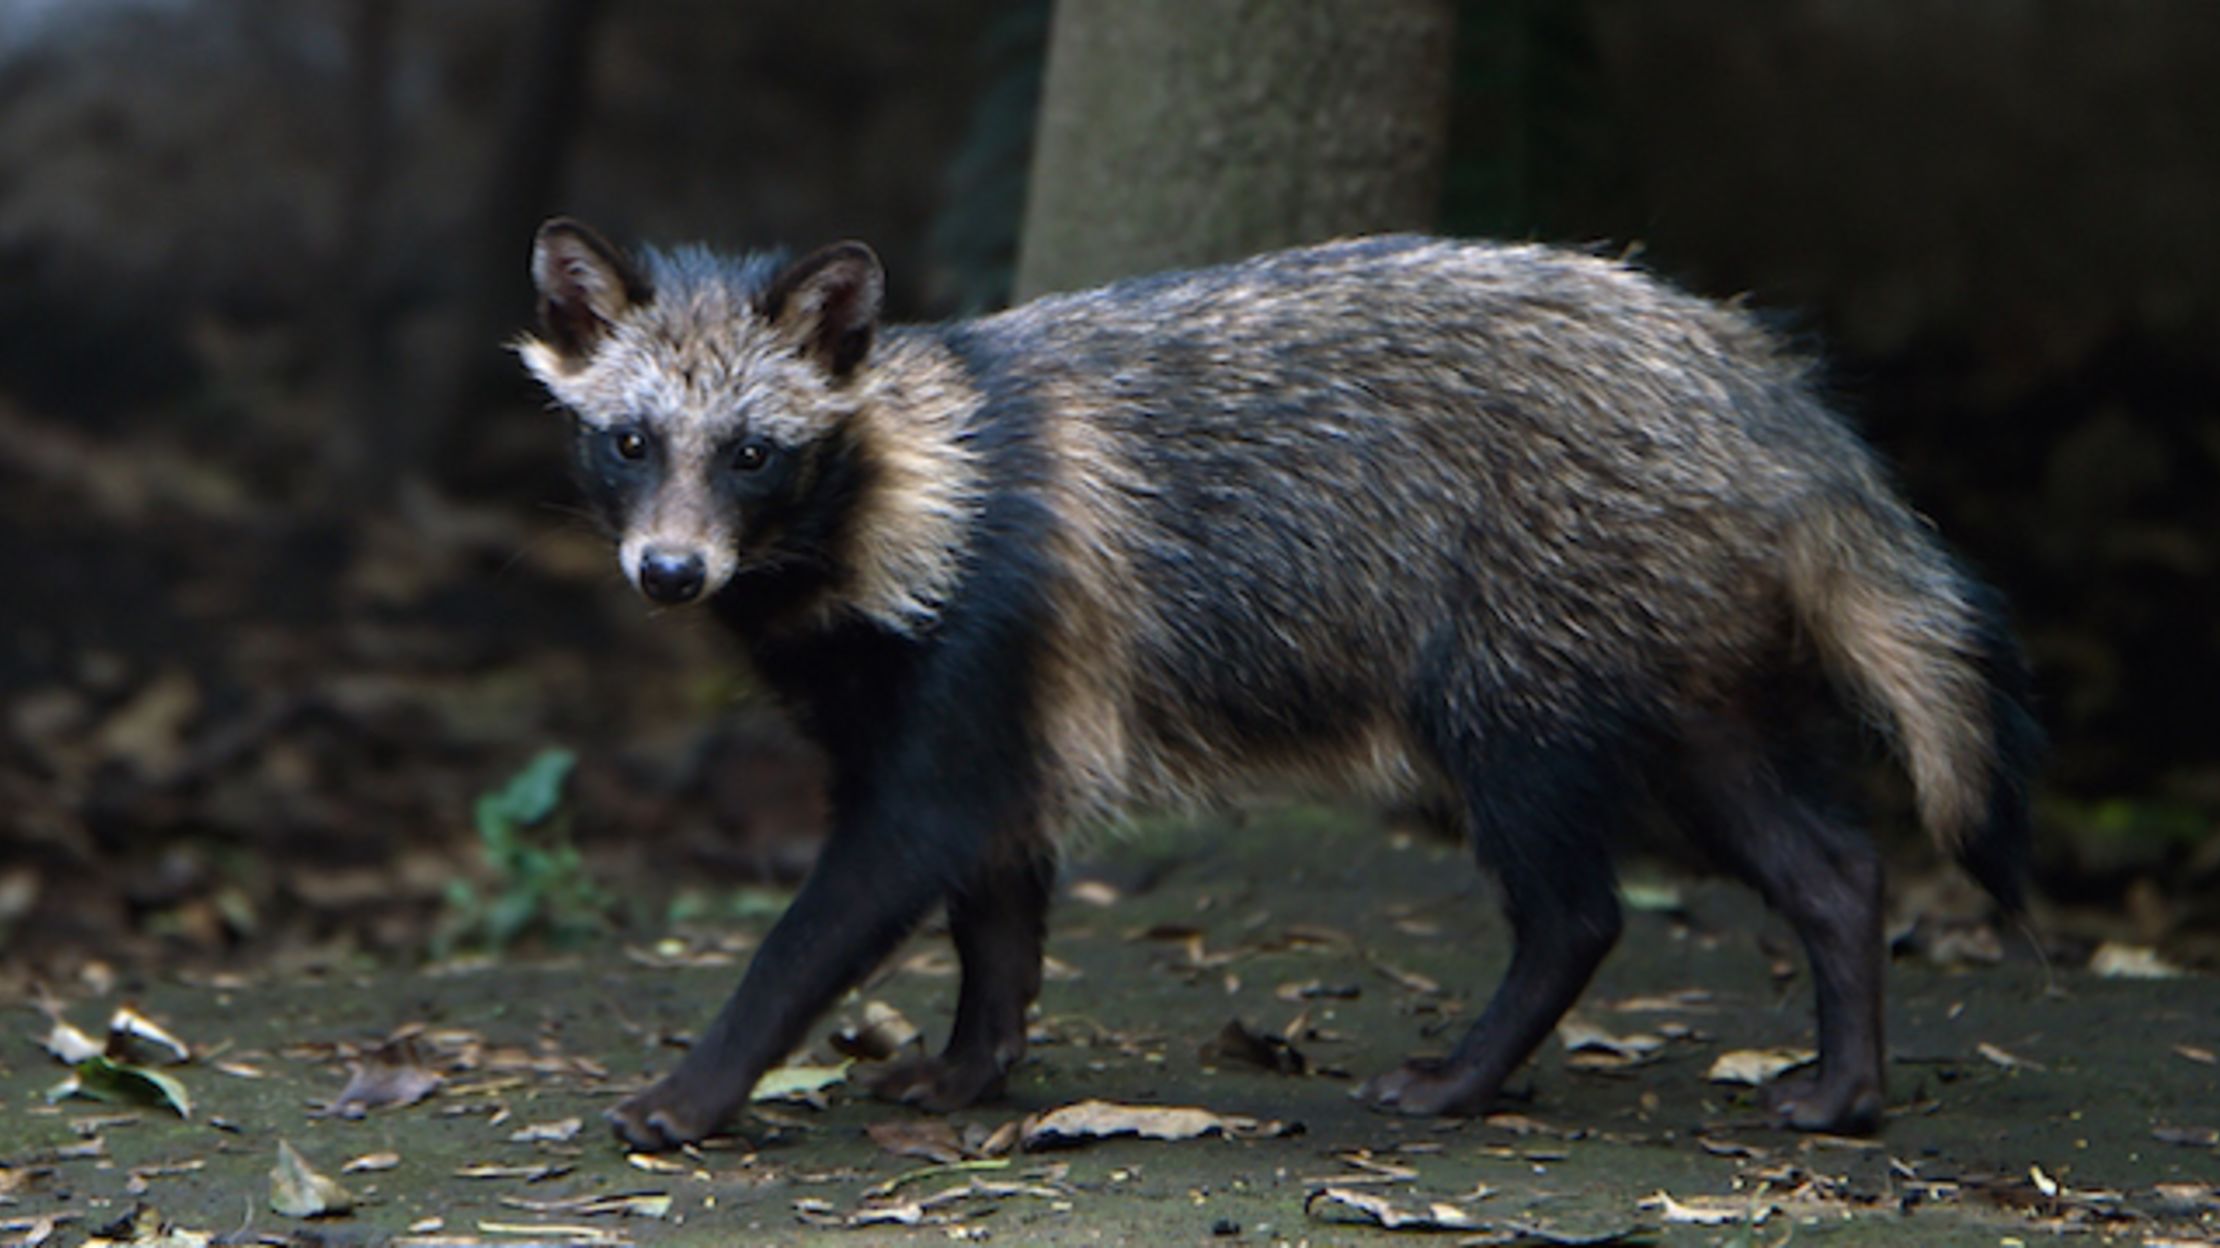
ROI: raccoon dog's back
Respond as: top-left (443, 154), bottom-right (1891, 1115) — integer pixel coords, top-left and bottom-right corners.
top-left (965, 238), bottom-right (2019, 870)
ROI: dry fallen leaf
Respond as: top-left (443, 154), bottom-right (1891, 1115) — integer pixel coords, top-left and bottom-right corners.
top-left (1368, 957), bottom-right (1442, 996)
top-left (1480, 1111), bottom-right (1568, 1136)
top-left (750, 1060), bottom-right (852, 1103)
top-left (475, 1220), bottom-right (626, 1242)
top-left (1019, 1099), bottom-right (1299, 1150)
top-left (1705, 1048), bottom-right (1816, 1086)
top-left (1066, 879), bottom-right (1121, 907)
top-left (1976, 1041), bottom-right (2046, 1072)
top-left (107, 1007), bottom-right (191, 1066)
top-left (341, 1152), bottom-right (399, 1174)
top-left (1557, 1016), bottom-right (1668, 1067)
top-left (499, 1191), bottom-right (675, 1219)
top-left (1275, 978), bottom-right (1362, 1002)
top-left (1304, 1187), bottom-right (1487, 1231)
top-left (42, 1020), bottom-right (103, 1065)
top-left (1602, 988), bottom-right (1714, 1013)
top-left (327, 1034), bottom-right (442, 1118)
top-left (455, 1162), bottom-right (573, 1182)
top-left (972, 1118), bottom-right (1023, 1158)
top-left (508, 1117), bottom-right (584, 1144)
top-left (2150, 1125), bottom-right (2219, 1148)
top-left (1638, 1189), bottom-right (1770, 1225)
top-left (866, 1119), bottom-right (970, 1164)
top-left (831, 1001), bottom-right (922, 1061)
top-left (1132, 923), bottom-right (1244, 968)
top-left (1199, 1018), bottom-right (1308, 1075)
top-left (796, 1176), bottom-right (1069, 1230)
top-left (2088, 941), bottom-right (2184, 979)
top-left (270, 1139), bottom-right (354, 1218)
top-left (2, 1213), bottom-right (65, 1248)
top-left (1298, 1151), bottom-right (1420, 1186)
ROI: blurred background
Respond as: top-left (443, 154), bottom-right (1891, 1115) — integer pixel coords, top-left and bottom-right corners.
top-left (2, 0), bottom-right (2216, 983)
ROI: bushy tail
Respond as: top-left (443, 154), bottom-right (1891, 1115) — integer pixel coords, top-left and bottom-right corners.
top-left (1786, 497), bottom-right (2040, 910)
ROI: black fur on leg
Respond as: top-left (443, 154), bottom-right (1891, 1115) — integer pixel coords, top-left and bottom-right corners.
top-left (866, 839), bottom-right (1055, 1110)
top-left (1360, 663), bottom-right (1649, 1117)
top-left (1665, 684), bottom-right (1887, 1134)
top-left (611, 395), bottom-right (1063, 1149)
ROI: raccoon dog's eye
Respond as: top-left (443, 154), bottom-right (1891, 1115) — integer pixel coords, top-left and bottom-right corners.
top-left (731, 440), bottom-right (773, 473)
top-left (611, 429), bottom-right (649, 461)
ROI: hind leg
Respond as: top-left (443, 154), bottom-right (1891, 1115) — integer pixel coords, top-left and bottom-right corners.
top-left (1677, 710), bottom-right (1886, 1133)
top-left (863, 840), bottom-right (1052, 1110)
top-left (1359, 719), bottom-right (1628, 1116)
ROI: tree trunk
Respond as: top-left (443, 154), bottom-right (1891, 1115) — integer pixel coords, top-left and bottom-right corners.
top-left (419, 0), bottom-right (605, 488)
top-left (1014, 0), bottom-right (1456, 300)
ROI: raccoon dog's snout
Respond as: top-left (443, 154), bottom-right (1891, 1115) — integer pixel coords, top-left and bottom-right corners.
top-left (637, 547), bottom-right (708, 605)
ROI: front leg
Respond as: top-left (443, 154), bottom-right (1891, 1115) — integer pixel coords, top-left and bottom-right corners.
top-left (865, 841), bottom-right (1054, 1110)
top-left (608, 822), bottom-right (955, 1151)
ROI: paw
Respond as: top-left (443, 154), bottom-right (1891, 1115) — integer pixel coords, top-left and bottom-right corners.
top-left (1765, 1071), bottom-right (1882, 1135)
top-left (605, 1077), bottom-right (738, 1151)
top-left (859, 1054), bottom-right (1009, 1112)
top-left (1355, 1058), bottom-right (1494, 1117)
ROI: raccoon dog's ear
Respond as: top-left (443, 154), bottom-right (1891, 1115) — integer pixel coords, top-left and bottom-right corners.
top-left (531, 218), bottom-right (652, 366)
top-left (761, 242), bottom-right (884, 379)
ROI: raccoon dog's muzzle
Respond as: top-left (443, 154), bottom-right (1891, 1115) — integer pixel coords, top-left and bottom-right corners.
top-left (619, 522), bottom-right (738, 607)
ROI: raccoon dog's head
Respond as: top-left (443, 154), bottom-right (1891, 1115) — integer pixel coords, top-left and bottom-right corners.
top-left (518, 217), bottom-right (884, 607)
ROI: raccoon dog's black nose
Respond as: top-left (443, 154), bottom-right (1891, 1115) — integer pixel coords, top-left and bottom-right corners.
top-left (639, 550), bottom-right (707, 604)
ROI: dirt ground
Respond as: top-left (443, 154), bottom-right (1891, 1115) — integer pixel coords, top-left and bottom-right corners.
top-left (6, 806), bottom-right (2217, 1247)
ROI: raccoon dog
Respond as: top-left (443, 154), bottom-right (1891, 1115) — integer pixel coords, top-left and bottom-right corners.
top-left (520, 218), bottom-right (2036, 1151)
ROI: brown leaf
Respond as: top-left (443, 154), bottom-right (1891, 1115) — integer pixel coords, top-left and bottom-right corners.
top-left (327, 1034), bottom-right (442, 1118)
top-left (830, 1000), bottom-right (922, 1061)
top-left (970, 1118), bottom-right (1023, 1158)
top-left (1019, 1099), bottom-right (1299, 1150)
top-left (866, 1119), bottom-right (969, 1165)
top-left (1199, 1019), bottom-right (1307, 1075)
top-left (1305, 1186), bottom-right (1487, 1230)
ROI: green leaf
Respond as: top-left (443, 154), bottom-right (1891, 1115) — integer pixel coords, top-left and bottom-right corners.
top-left (53, 1054), bottom-right (193, 1118)
top-left (475, 748), bottom-right (576, 843)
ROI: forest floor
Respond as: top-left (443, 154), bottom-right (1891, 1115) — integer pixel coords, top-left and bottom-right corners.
top-left (7, 806), bottom-right (2219, 1248)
